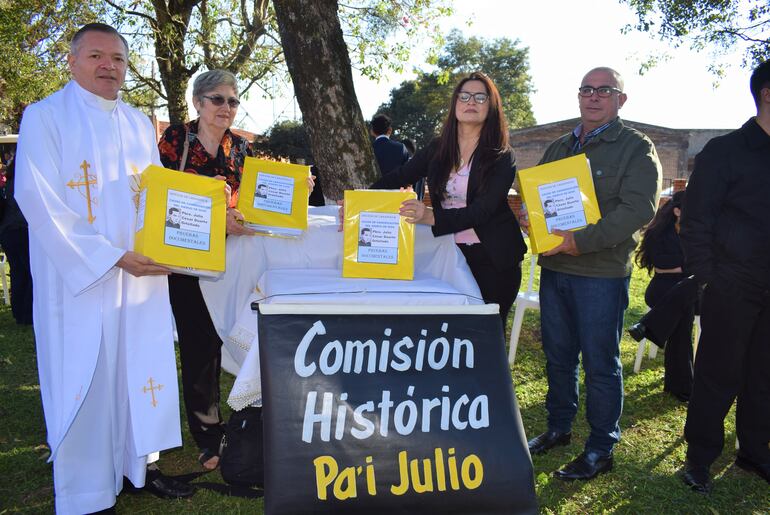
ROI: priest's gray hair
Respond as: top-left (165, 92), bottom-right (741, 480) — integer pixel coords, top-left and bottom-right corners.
top-left (70, 23), bottom-right (129, 56)
top-left (193, 70), bottom-right (239, 100)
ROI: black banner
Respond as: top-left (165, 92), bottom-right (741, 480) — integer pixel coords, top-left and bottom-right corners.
top-left (258, 305), bottom-right (537, 514)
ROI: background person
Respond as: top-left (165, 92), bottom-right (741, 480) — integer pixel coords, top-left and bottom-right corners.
top-left (0, 160), bottom-right (33, 325)
top-left (630, 190), bottom-right (694, 402)
top-left (370, 113), bottom-right (410, 176)
top-left (371, 72), bottom-right (526, 326)
top-left (678, 58), bottom-right (770, 493)
top-left (524, 67), bottom-right (661, 481)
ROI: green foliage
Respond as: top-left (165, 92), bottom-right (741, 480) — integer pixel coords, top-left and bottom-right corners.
top-left (104, 0), bottom-right (280, 122)
top-left (101, 0), bottom-right (452, 123)
top-left (621, 0), bottom-right (770, 74)
top-left (0, 0), bottom-right (101, 130)
top-left (339, 0), bottom-right (452, 79)
top-left (377, 29), bottom-right (536, 148)
top-left (256, 119), bottom-right (313, 162)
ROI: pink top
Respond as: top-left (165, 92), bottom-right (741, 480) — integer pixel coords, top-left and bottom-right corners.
top-left (441, 162), bottom-right (480, 244)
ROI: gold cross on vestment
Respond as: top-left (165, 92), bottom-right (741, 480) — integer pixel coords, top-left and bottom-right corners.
top-left (66, 160), bottom-right (97, 223)
top-left (142, 377), bottom-right (164, 408)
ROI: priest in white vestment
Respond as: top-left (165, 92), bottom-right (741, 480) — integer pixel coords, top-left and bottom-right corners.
top-left (15, 24), bottom-right (188, 514)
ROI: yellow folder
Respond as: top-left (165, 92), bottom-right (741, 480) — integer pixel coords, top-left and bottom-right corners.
top-left (134, 165), bottom-right (226, 273)
top-left (342, 190), bottom-right (416, 280)
top-left (517, 155), bottom-right (601, 254)
top-left (237, 157), bottom-right (310, 238)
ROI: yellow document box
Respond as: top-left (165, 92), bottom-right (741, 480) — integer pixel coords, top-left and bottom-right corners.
top-left (237, 157), bottom-right (310, 238)
top-left (134, 165), bottom-right (226, 273)
top-left (342, 190), bottom-right (416, 280)
top-left (517, 155), bottom-right (601, 254)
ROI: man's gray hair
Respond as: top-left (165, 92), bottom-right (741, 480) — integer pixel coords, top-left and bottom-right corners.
top-left (584, 67), bottom-right (625, 92)
top-left (70, 23), bottom-right (129, 56)
top-left (192, 70), bottom-right (239, 100)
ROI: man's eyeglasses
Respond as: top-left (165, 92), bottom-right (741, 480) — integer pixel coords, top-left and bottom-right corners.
top-left (457, 91), bottom-right (489, 104)
top-left (202, 95), bottom-right (241, 108)
top-left (578, 86), bottom-right (622, 98)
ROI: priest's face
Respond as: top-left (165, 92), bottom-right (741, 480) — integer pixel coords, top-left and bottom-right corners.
top-left (68, 31), bottom-right (128, 100)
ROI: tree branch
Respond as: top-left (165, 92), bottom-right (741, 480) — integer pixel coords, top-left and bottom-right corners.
top-left (104, 0), bottom-right (158, 29)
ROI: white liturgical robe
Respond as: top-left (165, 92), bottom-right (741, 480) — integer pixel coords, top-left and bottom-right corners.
top-left (15, 81), bottom-right (182, 513)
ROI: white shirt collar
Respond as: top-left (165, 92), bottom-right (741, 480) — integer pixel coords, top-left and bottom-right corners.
top-left (71, 80), bottom-right (120, 112)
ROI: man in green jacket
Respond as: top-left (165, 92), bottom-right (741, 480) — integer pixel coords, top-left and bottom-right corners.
top-left (526, 67), bottom-right (661, 480)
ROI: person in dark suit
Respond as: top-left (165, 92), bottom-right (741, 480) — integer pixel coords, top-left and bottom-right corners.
top-left (370, 114), bottom-right (409, 176)
top-left (371, 72), bottom-right (525, 325)
top-left (677, 58), bottom-right (770, 493)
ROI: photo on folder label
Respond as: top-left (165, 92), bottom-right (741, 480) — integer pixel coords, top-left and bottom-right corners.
top-left (538, 177), bottom-right (588, 234)
top-left (253, 171), bottom-right (295, 215)
top-left (163, 189), bottom-right (212, 251)
top-left (357, 211), bottom-right (399, 264)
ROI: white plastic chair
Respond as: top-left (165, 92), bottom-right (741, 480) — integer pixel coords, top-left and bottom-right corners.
top-left (508, 255), bottom-right (539, 366)
top-left (0, 249), bottom-right (9, 305)
top-left (633, 307), bottom-right (657, 373)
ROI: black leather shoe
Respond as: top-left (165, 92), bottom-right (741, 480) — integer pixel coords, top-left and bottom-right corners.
top-left (124, 469), bottom-right (196, 499)
top-left (554, 450), bottom-right (613, 481)
top-left (627, 322), bottom-right (647, 342)
top-left (528, 430), bottom-right (571, 455)
top-left (736, 453), bottom-right (770, 484)
top-left (682, 462), bottom-right (712, 493)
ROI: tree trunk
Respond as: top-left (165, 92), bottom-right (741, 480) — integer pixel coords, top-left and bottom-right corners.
top-left (151, 0), bottom-right (197, 124)
top-left (273, 0), bottom-right (379, 199)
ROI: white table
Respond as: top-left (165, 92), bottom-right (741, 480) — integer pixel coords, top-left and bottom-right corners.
top-left (199, 205), bottom-right (483, 409)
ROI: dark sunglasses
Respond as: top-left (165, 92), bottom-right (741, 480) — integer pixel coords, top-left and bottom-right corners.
top-left (202, 94), bottom-right (241, 108)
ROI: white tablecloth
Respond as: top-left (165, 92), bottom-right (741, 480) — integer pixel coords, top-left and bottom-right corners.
top-left (199, 205), bottom-right (483, 409)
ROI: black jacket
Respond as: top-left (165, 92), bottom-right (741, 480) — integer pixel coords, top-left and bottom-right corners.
top-left (371, 140), bottom-right (526, 271)
top-left (680, 118), bottom-right (770, 292)
top-left (373, 137), bottom-right (409, 176)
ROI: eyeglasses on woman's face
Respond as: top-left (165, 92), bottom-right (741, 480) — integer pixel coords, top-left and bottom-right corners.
top-left (202, 94), bottom-right (241, 108)
top-left (457, 91), bottom-right (489, 104)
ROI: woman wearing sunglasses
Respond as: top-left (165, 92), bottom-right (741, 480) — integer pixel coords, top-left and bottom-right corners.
top-left (158, 69), bottom-right (255, 471)
top-left (371, 72), bottom-right (526, 325)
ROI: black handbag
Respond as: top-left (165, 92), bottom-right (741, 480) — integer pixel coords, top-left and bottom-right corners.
top-left (220, 406), bottom-right (264, 488)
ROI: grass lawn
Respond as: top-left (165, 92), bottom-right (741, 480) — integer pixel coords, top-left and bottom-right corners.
top-left (0, 257), bottom-right (768, 514)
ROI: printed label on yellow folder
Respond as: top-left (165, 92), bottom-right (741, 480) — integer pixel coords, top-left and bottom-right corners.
top-left (343, 190), bottom-right (416, 280)
top-left (517, 155), bottom-right (601, 254)
top-left (237, 157), bottom-right (309, 238)
top-left (134, 165), bottom-right (226, 274)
